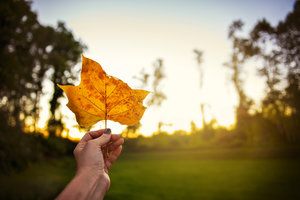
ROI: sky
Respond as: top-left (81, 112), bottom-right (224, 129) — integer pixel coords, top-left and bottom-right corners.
top-left (32, 0), bottom-right (294, 139)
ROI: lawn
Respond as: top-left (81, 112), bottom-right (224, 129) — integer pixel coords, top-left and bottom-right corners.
top-left (0, 157), bottom-right (75, 200)
top-left (1, 149), bottom-right (300, 200)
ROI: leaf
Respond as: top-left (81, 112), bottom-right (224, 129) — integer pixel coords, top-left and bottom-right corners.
top-left (58, 55), bottom-right (149, 128)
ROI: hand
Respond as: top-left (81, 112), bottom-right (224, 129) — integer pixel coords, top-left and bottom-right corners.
top-left (74, 129), bottom-right (124, 189)
top-left (57, 129), bottom-right (124, 200)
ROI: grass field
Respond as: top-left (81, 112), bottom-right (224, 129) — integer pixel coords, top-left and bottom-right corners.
top-left (1, 149), bottom-right (300, 200)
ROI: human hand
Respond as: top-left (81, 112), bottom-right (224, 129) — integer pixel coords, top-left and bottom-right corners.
top-left (57, 129), bottom-right (124, 200)
top-left (73, 129), bottom-right (124, 190)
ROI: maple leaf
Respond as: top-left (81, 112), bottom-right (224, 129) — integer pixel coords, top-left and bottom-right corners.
top-left (58, 55), bottom-right (149, 128)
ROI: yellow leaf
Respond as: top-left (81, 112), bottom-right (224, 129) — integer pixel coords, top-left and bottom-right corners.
top-left (58, 55), bottom-right (149, 128)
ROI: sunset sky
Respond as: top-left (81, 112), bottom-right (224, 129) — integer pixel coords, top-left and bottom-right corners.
top-left (32, 0), bottom-right (294, 139)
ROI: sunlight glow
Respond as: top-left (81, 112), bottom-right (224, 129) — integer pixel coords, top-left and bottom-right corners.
top-left (31, 0), bottom-right (293, 140)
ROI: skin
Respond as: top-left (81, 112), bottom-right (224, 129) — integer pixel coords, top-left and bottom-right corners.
top-left (56, 129), bottom-right (124, 200)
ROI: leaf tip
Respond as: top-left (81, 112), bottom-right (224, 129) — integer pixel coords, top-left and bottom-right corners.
top-left (57, 84), bottom-right (63, 89)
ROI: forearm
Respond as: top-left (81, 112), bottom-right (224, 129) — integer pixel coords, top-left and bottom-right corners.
top-left (86, 174), bottom-right (110, 200)
top-left (56, 172), bottom-right (109, 200)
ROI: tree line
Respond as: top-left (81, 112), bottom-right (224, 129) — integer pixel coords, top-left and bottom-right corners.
top-left (223, 1), bottom-right (300, 144)
top-left (126, 1), bottom-right (300, 148)
top-left (0, 0), bottom-right (85, 137)
top-left (1, 0), bottom-right (300, 173)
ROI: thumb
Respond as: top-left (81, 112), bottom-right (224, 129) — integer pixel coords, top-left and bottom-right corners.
top-left (92, 128), bottom-right (111, 146)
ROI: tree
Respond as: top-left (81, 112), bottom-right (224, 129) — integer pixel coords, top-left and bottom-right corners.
top-left (236, 1), bottom-right (300, 142)
top-left (0, 0), bottom-right (41, 129)
top-left (124, 58), bottom-right (167, 137)
top-left (276, 1), bottom-right (300, 121)
top-left (224, 20), bottom-right (256, 126)
top-left (0, 0), bottom-right (85, 136)
top-left (46, 22), bottom-right (86, 137)
top-left (193, 49), bottom-right (208, 130)
top-left (245, 20), bottom-right (286, 138)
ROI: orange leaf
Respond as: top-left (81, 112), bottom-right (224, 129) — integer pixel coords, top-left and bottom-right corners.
top-left (58, 55), bottom-right (149, 128)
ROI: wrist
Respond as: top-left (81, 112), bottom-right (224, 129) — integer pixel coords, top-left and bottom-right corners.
top-left (83, 173), bottom-right (110, 200)
top-left (97, 173), bottom-right (110, 192)
top-left (57, 169), bottom-right (106, 200)
top-left (75, 168), bottom-right (99, 182)
top-left (75, 169), bottom-right (110, 191)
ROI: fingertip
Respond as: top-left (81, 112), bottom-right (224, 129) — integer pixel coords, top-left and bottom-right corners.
top-left (119, 145), bottom-right (123, 152)
top-left (93, 132), bottom-right (112, 146)
top-left (111, 134), bottom-right (122, 141)
top-left (115, 145), bottom-right (123, 154)
top-left (102, 133), bottom-right (112, 140)
top-left (115, 138), bottom-right (124, 146)
top-left (114, 145), bottom-right (123, 158)
top-left (89, 129), bottom-right (105, 138)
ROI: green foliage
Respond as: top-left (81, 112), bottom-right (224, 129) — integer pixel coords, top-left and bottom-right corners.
top-left (0, 124), bottom-right (76, 174)
top-left (1, 0), bottom-right (300, 180)
top-left (222, 1), bottom-right (300, 143)
top-left (0, 0), bottom-right (83, 173)
top-left (224, 20), bottom-right (256, 125)
top-left (0, 0), bottom-right (85, 133)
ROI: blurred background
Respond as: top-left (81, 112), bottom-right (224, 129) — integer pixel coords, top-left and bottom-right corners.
top-left (1, 0), bottom-right (300, 199)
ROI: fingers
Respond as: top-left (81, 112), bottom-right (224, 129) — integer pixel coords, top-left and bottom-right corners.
top-left (80, 129), bottom-right (121, 145)
top-left (108, 145), bottom-right (123, 164)
top-left (105, 160), bottom-right (112, 170)
top-left (111, 134), bottom-right (122, 141)
top-left (89, 130), bottom-right (105, 139)
top-left (74, 129), bottom-right (106, 154)
top-left (79, 129), bottom-right (106, 143)
top-left (75, 129), bottom-right (123, 158)
top-left (92, 129), bottom-right (112, 146)
top-left (106, 145), bottom-right (123, 170)
top-left (108, 138), bottom-right (124, 151)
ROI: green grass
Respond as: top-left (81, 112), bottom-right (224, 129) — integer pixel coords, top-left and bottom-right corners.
top-left (1, 150), bottom-right (300, 200)
top-left (0, 157), bottom-right (75, 200)
top-left (107, 151), bottom-right (300, 200)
